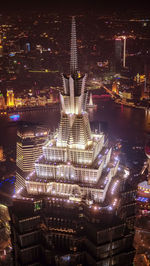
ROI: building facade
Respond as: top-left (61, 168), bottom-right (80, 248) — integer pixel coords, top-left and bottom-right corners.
top-left (15, 123), bottom-right (49, 191)
top-left (134, 144), bottom-right (150, 265)
top-left (6, 89), bottom-right (15, 107)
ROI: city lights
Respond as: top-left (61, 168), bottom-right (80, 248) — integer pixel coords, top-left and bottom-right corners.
top-left (9, 114), bottom-right (20, 121)
top-left (111, 180), bottom-right (119, 195)
top-left (4, 13), bottom-right (140, 266)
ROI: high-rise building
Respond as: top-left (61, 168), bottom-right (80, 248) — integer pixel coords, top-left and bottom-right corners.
top-left (0, 45), bottom-right (3, 57)
top-left (9, 17), bottom-right (136, 266)
top-left (115, 37), bottom-right (122, 72)
top-left (0, 93), bottom-right (6, 109)
top-left (0, 34), bottom-right (3, 57)
top-left (0, 146), bottom-right (5, 161)
top-left (25, 42), bottom-right (30, 53)
top-left (114, 36), bottom-right (127, 72)
top-left (15, 123), bottom-right (49, 192)
top-left (6, 89), bottom-right (15, 107)
top-left (134, 143), bottom-right (150, 265)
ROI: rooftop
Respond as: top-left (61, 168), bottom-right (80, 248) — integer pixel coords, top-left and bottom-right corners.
top-left (17, 122), bottom-right (49, 139)
top-left (138, 180), bottom-right (150, 190)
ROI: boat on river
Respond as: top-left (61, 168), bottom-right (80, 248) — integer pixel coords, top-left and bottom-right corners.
top-left (87, 92), bottom-right (97, 109)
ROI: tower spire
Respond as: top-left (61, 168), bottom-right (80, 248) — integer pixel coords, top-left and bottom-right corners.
top-left (70, 16), bottom-right (78, 75)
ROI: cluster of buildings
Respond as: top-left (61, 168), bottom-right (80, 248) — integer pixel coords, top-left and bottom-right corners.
top-left (1, 12), bottom-right (150, 112)
top-left (133, 143), bottom-right (150, 265)
top-left (7, 17), bottom-right (138, 266)
top-left (0, 20), bottom-right (51, 60)
top-left (0, 88), bottom-right (59, 111)
top-left (0, 204), bottom-right (11, 266)
top-left (112, 73), bottom-right (150, 105)
top-left (109, 33), bottom-right (150, 106)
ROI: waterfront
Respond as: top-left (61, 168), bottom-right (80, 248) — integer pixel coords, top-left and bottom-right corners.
top-left (0, 97), bottom-right (150, 147)
top-left (0, 105), bottom-right (60, 148)
top-left (0, 97), bottom-right (149, 170)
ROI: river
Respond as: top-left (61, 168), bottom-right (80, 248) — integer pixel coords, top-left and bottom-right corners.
top-left (0, 97), bottom-right (149, 165)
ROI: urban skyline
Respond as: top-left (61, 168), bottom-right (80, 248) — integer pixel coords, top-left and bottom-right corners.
top-left (8, 16), bottom-right (136, 266)
top-left (0, 7), bottom-right (150, 266)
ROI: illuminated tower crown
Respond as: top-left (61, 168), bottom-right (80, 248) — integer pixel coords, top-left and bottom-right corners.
top-left (25, 17), bottom-right (120, 205)
top-left (57, 17), bottom-right (90, 149)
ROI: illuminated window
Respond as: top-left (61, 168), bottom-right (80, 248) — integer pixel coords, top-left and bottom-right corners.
top-left (34, 201), bottom-right (42, 211)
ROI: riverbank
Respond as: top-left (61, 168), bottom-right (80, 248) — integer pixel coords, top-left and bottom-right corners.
top-left (0, 103), bottom-right (60, 115)
top-left (114, 98), bottom-right (148, 110)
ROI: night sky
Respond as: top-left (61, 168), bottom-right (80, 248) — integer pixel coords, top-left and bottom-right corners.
top-left (0, 0), bottom-right (150, 15)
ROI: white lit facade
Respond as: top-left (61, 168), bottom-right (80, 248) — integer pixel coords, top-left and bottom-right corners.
top-left (16, 125), bottom-right (48, 191)
top-left (24, 17), bottom-right (127, 207)
top-left (11, 17), bottom-right (135, 266)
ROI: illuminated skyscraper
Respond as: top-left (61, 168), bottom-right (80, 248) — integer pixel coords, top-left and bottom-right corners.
top-left (26, 16), bottom-right (110, 200)
top-left (10, 18), bottom-right (136, 266)
top-left (0, 146), bottom-right (5, 161)
top-left (115, 36), bottom-right (127, 72)
top-left (0, 93), bottom-right (5, 109)
top-left (25, 42), bottom-right (30, 53)
top-left (6, 89), bottom-right (15, 107)
top-left (134, 144), bottom-right (150, 265)
top-left (115, 37), bottom-right (122, 72)
top-left (0, 45), bottom-right (3, 57)
top-left (0, 34), bottom-right (3, 57)
top-left (15, 123), bottom-right (49, 191)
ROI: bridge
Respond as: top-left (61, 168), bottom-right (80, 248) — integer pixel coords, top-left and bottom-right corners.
top-left (88, 82), bottom-right (116, 99)
top-left (102, 85), bottom-right (116, 98)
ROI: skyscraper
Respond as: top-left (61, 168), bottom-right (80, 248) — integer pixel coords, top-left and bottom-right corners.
top-left (25, 42), bottom-right (30, 53)
top-left (15, 123), bottom-right (49, 192)
top-left (6, 89), bottom-right (15, 107)
top-left (0, 93), bottom-right (6, 109)
top-left (134, 144), bottom-right (150, 265)
top-left (10, 17), bottom-right (136, 266)
top-left (0, 146), bottom-right (5, 161)
top-left (0, 34), bottom-right (3, 57)
top-left (115, 37), bottom-right (122, 72)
